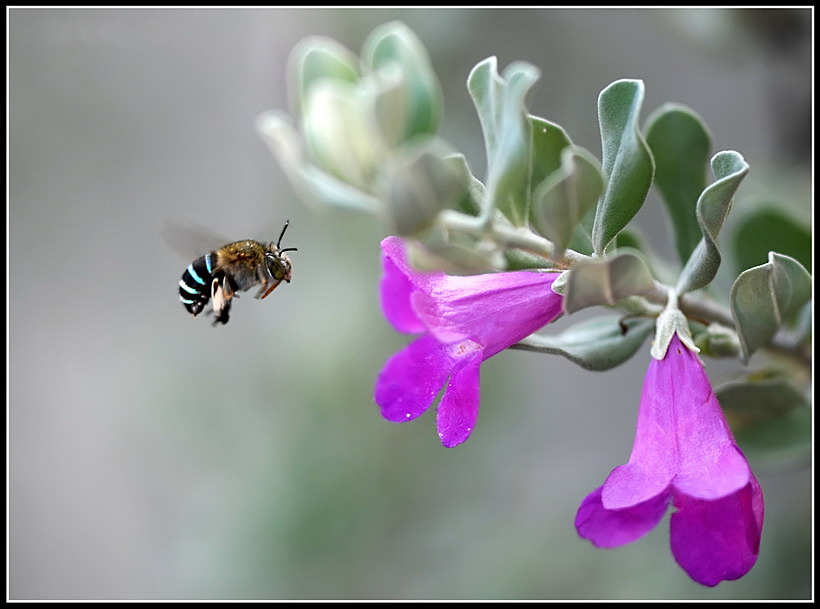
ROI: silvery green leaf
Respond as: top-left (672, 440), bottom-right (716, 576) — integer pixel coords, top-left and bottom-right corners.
top-left (592, 79), bottom-right (654, 254)
top-left (730, 252), bottom-right (812, 363)
top-left (718, 375), bottom-right (808, 422)
top-left (529, 115), bottom-right (573, 194)
top-left (467, 57), bottom-right (539, 225)
top-left (364, 65), bottom-right (411, 150)
top-left (716, 375), bottom-right (811, 450)
top-left (645, 103), bottom-right (712, 266)
top-left (613, 229), bottom-right (652, 263)
top-left (530, 147), bottom-right (604, 260)
top-left (299, 79), bottom-right (388, 191)
top-left (563, 250), bottom-right (656, 314)
top-left (379, 139), bottom-right (467, 235)
top-left (467, 57), bottom-right (503, 162)
top-left (288, 36), bottom-right (360, 115)
top-left (693, 322), bottom-right (741, 358)
top-left (446, 153), bottom-right (485, 217)
top-left (794, 297), bottom-right (813, 343)
top-left (514, 316), bottom-right (654, 370)
top-left (676, 151), bottom-right (749, 295)
top-left (362, 21), bottom-right (442, 140)
top-left (408, 226), bottom-right (499, 274)
top-left (503, 249), bottom-right (553, 271)
top-left (256, 111), bottom-right (382, 214)
top-left (568, 218), bottom-right (594, 256)
top-left (732, 206), bottom-right (812, 276)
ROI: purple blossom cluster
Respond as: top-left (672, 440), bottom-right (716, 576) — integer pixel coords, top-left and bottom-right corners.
top-left (374, 237), bottom-right (763, 586)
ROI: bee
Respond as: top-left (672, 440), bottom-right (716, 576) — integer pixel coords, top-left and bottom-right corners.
top-left (178, 221), bottom-right (297, 326)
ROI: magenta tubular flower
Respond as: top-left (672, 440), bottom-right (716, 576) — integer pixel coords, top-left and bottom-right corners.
top-left (575, 334), bottom-right (764, 586)
top-left (375, 236), bottom-right (562, 447)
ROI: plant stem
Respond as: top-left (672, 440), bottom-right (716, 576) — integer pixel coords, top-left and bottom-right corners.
top-left (438, 210), bottom-right (811, 370)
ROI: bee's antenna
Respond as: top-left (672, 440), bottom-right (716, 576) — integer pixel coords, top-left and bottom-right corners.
top-left (279, 248), bottom-right (298, 254)
top-left (276, 220), bottom-right (290, 249)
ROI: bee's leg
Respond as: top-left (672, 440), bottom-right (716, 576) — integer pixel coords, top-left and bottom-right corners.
top-left (211, 298), bottom-right (232, 326)
top-left (255, 264), bottom-right (279, 299)
top-left (210, 276), bottom-right (234, 325)
top-left (220, 275), bottom-right (234, 299)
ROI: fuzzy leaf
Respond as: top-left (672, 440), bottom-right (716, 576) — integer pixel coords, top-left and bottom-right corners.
top-left (592, 79), bottom-right (654, 254)
top-left (289, 37), bottom-right (360, 116)
top-left (563, 250), bottom-right (656, 314)
top-left (446, 153), bottom-right (486, 217)
top-left (503, 249), bottom-right (551, 271)
top-left (467, 57), bottom-right (503, 159)
top-left (515, 316), bottom-right (653, 370)
top-left (256, 111), bottom-right (382, 214)
top-left (717, 377), bottom-right (809, 428)
top-left (365, 67), bottom-right (413, 150)
top-left (529, 115), bottom-right (573, 194)
top-left (381, 140), bottom-right (467, 235)
top-left (730, 252), bottom-right (812, 362)
top-left (733, 206), bottom-right (812, 275)
top-left (362, 21), bottom-right (443, 140)
top-left (468, 57), bottom-right (539, 225)
top-left (693, 322), bottom-right (741, 359)
top-left (530, 147), bottom-right (604, 260)
top-left (717, 376), bottom-right (811, 450)
top-left (645, 104), bottom-right (712, 265)
top-left (300, 79), bottom-right (390, 190)
top-left (676, 151), bottom-right (749, 295)
top-left (408, 226), bottom-right (498, 274)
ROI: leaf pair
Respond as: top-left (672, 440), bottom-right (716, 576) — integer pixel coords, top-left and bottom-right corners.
top-left (467, 57), bottom-right (542, 225)
top-left (468, 58), bottom-right (608, 260)
top-left (257, 21), bottom-right (466, 236)
top-left (647, 106), bottom-right (811, 360)
top-left (731, 252), bottom-right (812, 362)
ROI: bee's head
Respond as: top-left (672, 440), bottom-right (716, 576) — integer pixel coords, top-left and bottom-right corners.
top-left (266, 247), bottom-right (295, 282)
top-left (267, 220), bottom-right (297, 282)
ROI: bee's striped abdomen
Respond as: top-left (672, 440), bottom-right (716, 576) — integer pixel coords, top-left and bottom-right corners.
top-left (179, 252), bottom-right (216, 316)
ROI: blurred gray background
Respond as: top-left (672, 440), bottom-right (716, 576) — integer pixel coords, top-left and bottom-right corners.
top-left (9, 7), bottom-right (812, 600)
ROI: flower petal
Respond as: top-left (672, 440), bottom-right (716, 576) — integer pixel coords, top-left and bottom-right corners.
top-left (601, 348), bottom-right (678, 509)
top-left (576, 485), bottom-right (671, 548)
top-left (670, 475), bottom-right (764, 586)
top-left (667, 338), bottom-right (750, 499)
top-left (414, 271), bottom-right (563, 354)
top-left (603, 335), bottom-right (750, 509)
top-left (374, 334), bottom-right (453, 422)
top-left (436, 344), bottom-right (483, 447)
top-left (379, 237), bottom-right (427, 334)
top-left (602, 461), bottom-right (674, 511)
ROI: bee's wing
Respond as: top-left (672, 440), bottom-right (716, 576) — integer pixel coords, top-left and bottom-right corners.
top-left (161, 220), bottom-right (229, 260)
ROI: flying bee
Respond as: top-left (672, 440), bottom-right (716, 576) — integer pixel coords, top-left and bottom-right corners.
top-left (178, 221), bottom-right (297, 326)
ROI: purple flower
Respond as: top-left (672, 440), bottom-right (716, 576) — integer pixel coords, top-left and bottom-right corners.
top-left (575, 334), bottom-right (764, 586)
top-left (375, 236), bottom-right (563, 447)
